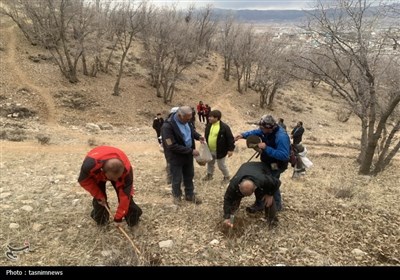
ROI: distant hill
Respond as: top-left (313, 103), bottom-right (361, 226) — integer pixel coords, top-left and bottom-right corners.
top-left (212, 8), bottom-right (307, 23)
top-left (211, 4), bottom-right (397, 23)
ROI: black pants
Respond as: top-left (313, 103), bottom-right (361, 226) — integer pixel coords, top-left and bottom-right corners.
top-left (90, 182), bottom-right (142, 227)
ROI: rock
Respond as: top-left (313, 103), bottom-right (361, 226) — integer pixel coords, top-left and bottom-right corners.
top-left (21, 205), bottom-right (33, 212)
top-left (32, 223), bottom-right (43, 232)
top-left (9, 223), bottom-right (20, 229)
top-left (209, 239), bottom-right (219, 245)
top-left (351, 248), bottom-right (367, 256)
top-left (0, 192), bottom-right (12, 199)
top-left (159, 240), bottom-right (174, 248)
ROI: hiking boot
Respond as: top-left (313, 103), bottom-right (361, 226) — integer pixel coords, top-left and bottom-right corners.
top-left (172, 196), bottom-right (182, 206)
top-left (202, 174), bottom-right (213, 181)
top-left (185, 195), bottom-right (202, 205)
top-left (246, 202), bottom-right (264, 213)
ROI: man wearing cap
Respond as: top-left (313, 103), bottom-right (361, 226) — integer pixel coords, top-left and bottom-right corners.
top-left (234, 115), bottom-right (290, 211)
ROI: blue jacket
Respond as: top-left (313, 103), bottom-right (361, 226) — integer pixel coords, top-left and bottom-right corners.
top-left (242, 126), bottom-right (290, 170)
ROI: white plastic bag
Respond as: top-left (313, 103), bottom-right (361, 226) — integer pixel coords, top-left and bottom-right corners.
top-left (195, 143), bottom-right (213, 166)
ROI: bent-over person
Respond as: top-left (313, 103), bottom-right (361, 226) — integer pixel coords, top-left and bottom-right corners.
top-left (78, 146), bottom-right (142, 227)
top-left (223, 161), bottom-right (281, 228)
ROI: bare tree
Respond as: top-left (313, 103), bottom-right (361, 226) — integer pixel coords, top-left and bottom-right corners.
top-left (71, 0), bottom-right (96, 76)
top-left (292, 0), bottom-right (400, 175)
top-left (0, 0), bottom-right (38, 45)
top-left (216, 15), bottom-right (241, 81)
top-left (2, 0), bottom-right (87, 83)
top-left (253, 36), bottom-right (294, 108)
top-left (143, 5), bottom-right (215, 103)
top-left (111, 1), bottom-right (147, 96)
top-left (232, 25), bottom-right (256, 93)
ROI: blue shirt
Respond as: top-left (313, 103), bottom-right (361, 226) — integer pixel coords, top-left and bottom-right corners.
top-left (174, 113), bottom-right (192, 147)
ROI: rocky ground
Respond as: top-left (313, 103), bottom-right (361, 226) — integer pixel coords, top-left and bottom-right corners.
top-left (0, 15), bottom-right (399, 267)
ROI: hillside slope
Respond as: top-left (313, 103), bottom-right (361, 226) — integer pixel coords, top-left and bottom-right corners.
top-left (0, 16), bottom-right (399, 267)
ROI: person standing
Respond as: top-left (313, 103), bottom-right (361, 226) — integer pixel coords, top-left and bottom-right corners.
top-left (204, 104), bottom-right (211, 124)
top-left (235, 115), bottom-right (290, 211)
top-left (278, 118), bottom-right (287, 131)
top-left (152, 113), bottom-right (164, 146)
top-left (203, 110), bottom-right (235, 183)
top-left (78, 146), bottom-right (142, 227)
top-left (223, 161), bottom-right (281, 228)
top-left (162, 106), bottom-right (205, 205)
top-left (291, 121), bottom-right (305, 144)
top-left (196, 101), bottom-right (205, 123)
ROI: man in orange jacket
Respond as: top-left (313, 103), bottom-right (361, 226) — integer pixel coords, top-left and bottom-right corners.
top-left (78, 146), bottom-right (142, 227)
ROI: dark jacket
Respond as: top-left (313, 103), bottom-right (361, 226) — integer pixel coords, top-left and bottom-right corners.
top-left (204, 120), bottom-right (235, 159)
top-left (291, 126), bottom-right (304, 144)
top-left (223, 162), bottom-right (281, 219)
top-left (242, 126), bottom-right (290, 171)
top-left (161, 113), bottom-right (202, 165)
top-left (152, 117), bottom-right (164, 133)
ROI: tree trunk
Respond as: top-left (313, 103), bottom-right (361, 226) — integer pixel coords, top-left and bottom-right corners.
top-left (81, 51), bottom-right (88, 76)
top-left (357, 118), bottom-right (369, 164)
top-left (373, 122), bottom-right (400, 174)
top-left (267, 83), bottom-right (279, 107)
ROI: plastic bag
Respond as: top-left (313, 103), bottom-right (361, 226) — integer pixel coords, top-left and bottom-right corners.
top-left (195, 143), bottom-right (213, 166)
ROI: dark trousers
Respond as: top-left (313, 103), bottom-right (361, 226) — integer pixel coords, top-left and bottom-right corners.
top-left (254, 169), bottom-right (283, 211)
top-left (198, 112), bottom-right (205, 123)
top-left (170, 159), bottom-right (195, 198)
top-left (156, 130), bottom-right (162, 144)
top-left (90, 181), bottom-right (142, 226)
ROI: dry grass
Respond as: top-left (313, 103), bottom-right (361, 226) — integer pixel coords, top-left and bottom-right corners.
top-left (0, 15), bottom-right (399, 267)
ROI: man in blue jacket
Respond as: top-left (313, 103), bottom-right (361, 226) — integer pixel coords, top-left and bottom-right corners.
top-left (235, 115), bottom-right (290, 211)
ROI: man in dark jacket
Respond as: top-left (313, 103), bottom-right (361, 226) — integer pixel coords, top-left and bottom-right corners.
top-left (291, 121), bottom-right (305, 145)
top-left (78, 146), bottom-right (142, 227)
top-left (223, 162), bottom-right (281, 228)
top-left (162, 106), bottom-right (205, 205)
top-left (152, 113), bottom-right (164, 145)
top-left (203, 110), bottom-right (235, 183)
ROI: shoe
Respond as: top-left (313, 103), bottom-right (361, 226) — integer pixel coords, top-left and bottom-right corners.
top-left (202, 174), bottom-right (213, 181)
top-left (172, 196), bottom-right (182, 206)
top-left (246, 202), bottom-right (264, 213)
top-left (185, 195), bottom-right (202, 205)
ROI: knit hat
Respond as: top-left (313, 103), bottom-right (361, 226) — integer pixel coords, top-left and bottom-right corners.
top-left (258, 115), bottom-right (276, 128)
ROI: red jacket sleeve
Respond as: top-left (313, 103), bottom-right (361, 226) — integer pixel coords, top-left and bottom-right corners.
top-left (114, 166), bottom-right (134, 222)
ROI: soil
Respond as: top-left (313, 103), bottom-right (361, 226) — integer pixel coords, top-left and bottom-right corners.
top-left (0, 15), bottom-right (399, 267)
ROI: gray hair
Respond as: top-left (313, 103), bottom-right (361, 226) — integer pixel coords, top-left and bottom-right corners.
top-left (177, 106), bottom-right (193, 116)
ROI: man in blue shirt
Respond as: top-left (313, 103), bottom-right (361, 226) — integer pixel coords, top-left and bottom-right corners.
top-left (162, 106), bottom-right (205, 205)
